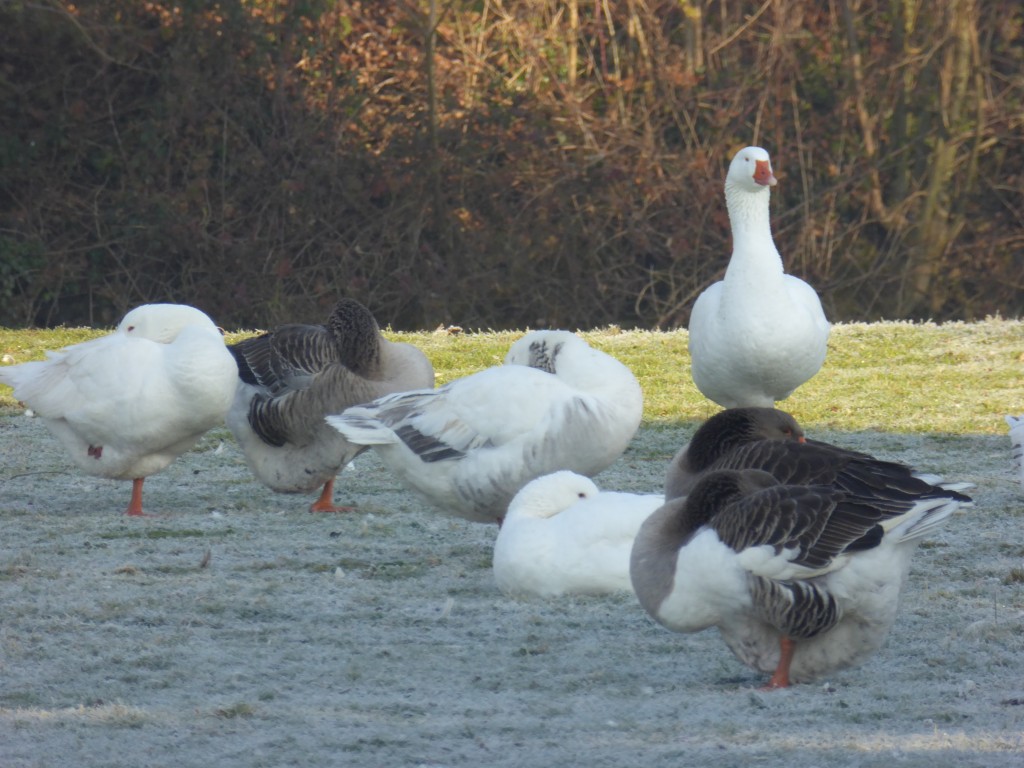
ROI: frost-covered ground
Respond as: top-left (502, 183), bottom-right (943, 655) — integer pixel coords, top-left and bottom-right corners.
top-left (1, 414), bottom-right (1022, 768)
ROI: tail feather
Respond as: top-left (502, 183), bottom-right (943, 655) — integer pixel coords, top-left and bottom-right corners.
top-left (884, 496), bottom-right (967, 544)
top-left (325, 414), bottom-right (398, 446)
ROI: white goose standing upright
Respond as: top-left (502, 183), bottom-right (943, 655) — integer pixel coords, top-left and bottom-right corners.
top-left (226, 299), bottom-right (435, 512)
top-left (0, 304), bottom-right (238, 516)
top-left (688, 146), bottom-right (830, 408)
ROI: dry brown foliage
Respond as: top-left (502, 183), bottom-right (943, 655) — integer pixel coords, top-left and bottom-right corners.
top-left (0, 0), bottom-right (1021, 329)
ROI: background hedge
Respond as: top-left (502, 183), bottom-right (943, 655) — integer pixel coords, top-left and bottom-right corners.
top-left (1, 0), bottom-right (1020, 330)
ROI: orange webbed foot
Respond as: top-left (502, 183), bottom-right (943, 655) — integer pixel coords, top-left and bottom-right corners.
top-left (308, 480), bottom-right (356, 513)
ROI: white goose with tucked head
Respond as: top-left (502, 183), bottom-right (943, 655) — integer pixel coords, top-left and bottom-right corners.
top-left (688, 146), bottom-right (830, 408)
top-left (326, 330), bottom-right (644, 524)
top-left (0, 304), bottom-right (237, 516)
top-left (493, 471), bottom-right (663, 597)
top-left (226, 299), bottom-right (435, 513)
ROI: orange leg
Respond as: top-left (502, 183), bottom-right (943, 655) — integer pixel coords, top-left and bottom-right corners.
top-left (125, 478), bottom-right (147, 516)
top-left (308, 478), bottom-right (356, 513)
top-left (763, 635), bottom-right (796, 690)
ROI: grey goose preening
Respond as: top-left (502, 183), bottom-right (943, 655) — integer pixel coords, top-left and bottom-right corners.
top-left (632, 413), bottom-right (972, 688)
top-left (227, 299), bottom-right (434, 512)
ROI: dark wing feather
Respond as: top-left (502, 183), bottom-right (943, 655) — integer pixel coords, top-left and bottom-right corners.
top-left (230, 324), bottom-right (338, 395)
top-left (712, 440), bottom-right (971, 503)
top-left (710, 484), bottom-right (896, 570)
top-left (247, 391), bottom-right (290, 447)
top-left (394, 424), bottom-right (467, 462)
top-left (244, 362), bottom-right (397, 448)
top-left (709, 441), bottom-right (839, 484)
top-left (748, 577), bottom-right (842, 639)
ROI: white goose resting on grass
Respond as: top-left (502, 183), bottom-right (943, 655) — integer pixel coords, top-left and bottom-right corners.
top-left (0, 304), bottom-right (237, 516)
top-left (631, 467), bottom-right (971, 688)
top-left (226, 299), bottom-right (434, 513)
top-left (326, 330), bottom-right (644, 524)
top-left (688, 146), bottom-right (830, 408)
top-left (493, 471), bottom-right (663, 598)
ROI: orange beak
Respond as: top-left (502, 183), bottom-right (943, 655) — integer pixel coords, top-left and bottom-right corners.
top-left (754, 159), bottom-right (777, 187)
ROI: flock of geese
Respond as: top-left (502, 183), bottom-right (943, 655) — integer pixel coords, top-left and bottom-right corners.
top-left (0, 146), bottom-right (996, 690)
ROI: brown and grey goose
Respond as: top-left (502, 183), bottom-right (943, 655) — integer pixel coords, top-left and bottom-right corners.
top-left (226, 299), bottom-right (435, 512)
top-left (631, 467), bottom-right (971, 688)
top-left (664, 407), bottom-right (967, 502)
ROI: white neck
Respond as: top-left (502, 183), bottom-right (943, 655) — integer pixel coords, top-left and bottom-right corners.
top-left (723, 182), bottom-right (783, 282)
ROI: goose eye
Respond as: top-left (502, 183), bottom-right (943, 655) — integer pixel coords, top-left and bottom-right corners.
top-left (126, 325), bottom-right (136, 332)
top-left (577, 492), bottom-right (587, 499)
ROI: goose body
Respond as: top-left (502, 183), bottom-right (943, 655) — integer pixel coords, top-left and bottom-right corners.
top-left (493, 471), bottom-right (663, 597)
top-left (1007, 415), bottom-right (1024, 490)
top-left (226, 299), bottom-right (434, 512)
top-left (0, 304), bottom-right (237, 515)
top-left (631, 468), bottom-right (971, 687)
top-left (326, 330), bottom-right (644, 523)
top-left (688, 147), bottom-right (829, 408)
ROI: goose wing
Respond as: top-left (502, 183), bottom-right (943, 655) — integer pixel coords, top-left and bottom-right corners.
top-left (710, 483), bottom-right (888, 575)
top-left (230, 324), bottom-right (336, 394)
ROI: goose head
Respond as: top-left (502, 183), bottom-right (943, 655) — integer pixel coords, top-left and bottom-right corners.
top-left (727, 146), bottom-right (778, 193)
top-left (117, 304), bottom-right (218, 343)
top-left (326, 298), bottom-right (384, 373)
top-left (690, 407), bottom-right (805, 464)
top-left (505, 471), bottom-right (599, 521)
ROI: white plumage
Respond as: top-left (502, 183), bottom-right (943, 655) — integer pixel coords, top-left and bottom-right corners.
top-left (493, 471), bottom-right (663, 597)
top-left (326, 330), bottom-right (644, 523)
top-left (0, 304), bottom-right (237, 515)
top-left (1006, 415), bottom-right (1024, 490)
top-left (688, 146), bottom-right (830, 408)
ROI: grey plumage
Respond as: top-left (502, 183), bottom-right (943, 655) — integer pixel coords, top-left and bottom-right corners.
top-left (226, 299), bottom-right (434, 511)
top-left (632, 447), bottom-right (972, 686)
top-left (665, 407), bottom-right (972, 506)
